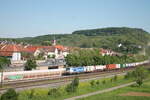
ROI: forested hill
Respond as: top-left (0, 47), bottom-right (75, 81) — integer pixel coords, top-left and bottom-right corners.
top-left (72, 27), bottom-right (149, 36)
top-left (0, 27), bottom-right (150, 54)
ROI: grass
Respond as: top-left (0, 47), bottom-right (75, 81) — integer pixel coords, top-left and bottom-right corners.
top-left (18, 75), bottom-right (134, 100)
top-left (78, 80), bottom-right (150, 100)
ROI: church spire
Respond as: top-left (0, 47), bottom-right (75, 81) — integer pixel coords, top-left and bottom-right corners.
top-left (52, 35), bottom-right (56, 46)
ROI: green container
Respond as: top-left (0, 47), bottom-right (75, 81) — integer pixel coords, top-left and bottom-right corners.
top-left (120, 64), bottom-right (126, 68)
top-left (8, 75), bottom-right (23, 80)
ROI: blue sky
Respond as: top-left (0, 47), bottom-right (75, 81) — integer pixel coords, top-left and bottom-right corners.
top-left (0, 0), bottom-right (150, 38)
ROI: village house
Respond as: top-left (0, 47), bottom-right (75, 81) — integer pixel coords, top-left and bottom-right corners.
top-left (0, 43), bottom-right (69, 61)
top-left (0, 44), bottom-right (22, 61)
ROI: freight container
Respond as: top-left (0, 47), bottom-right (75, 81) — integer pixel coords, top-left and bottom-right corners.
top-left (125, 64), bottom-right (130, 67)
top-left (128, 63), bottom-right (132, 67)
top-left (120, 64), bottom-right (126, 68)
top-left (85, 66), bottom-right (95, 72)
top-left (95, 65), bottom-right (106, 70)
top-left (106, 64), bottom-right (116, 70)
top-left (116, 64), bottom-right (120, 68)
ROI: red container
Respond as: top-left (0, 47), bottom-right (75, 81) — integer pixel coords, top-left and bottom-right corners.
top-left (106, 64), bottom-right (116, 70)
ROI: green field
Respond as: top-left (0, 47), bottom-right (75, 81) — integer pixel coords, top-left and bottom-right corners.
top-left (78, 80), bottom-right (150, 100)
top-left (18, 75), bottom-right (134, 100)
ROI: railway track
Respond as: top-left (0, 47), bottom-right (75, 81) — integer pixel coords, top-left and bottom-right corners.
top-left (0, 64), bottom-right (150, 93)
top-left (0, 71), bottom-right (126, 93)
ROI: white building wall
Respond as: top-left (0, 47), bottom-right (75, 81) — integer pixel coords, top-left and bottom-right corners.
top-left (12, 52), bottom-right (21, 61)
top-left (34, 49), bottom-right (41, 56)
top-left (47, 52), bottom-right (55, 56)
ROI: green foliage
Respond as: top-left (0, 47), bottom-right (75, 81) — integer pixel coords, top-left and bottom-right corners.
top-left (65, 49), bottom-right (147, 67)
top-left (29, 89), bottom-right (35, 99)
top-left (113, 75), bottom-right (118, 81)
top-left (78, 80), bottom-right (150, 100)
top-left (110, 78), bottom-right (113, 82)
top-left (0, 57), bottom-right (10, 70)
top-left (0, 88), bottom-right (18, 100)
top-left (90, 80), bottom-right (95, 87)
top-left (35, 52), bottom-right (45, 60)
top-left (124, 72), bottom-right (132, 79)
top-left (48, 88), bottom-right (61, 97)
top-left (136, 78), bottom-right (143, 87)
top-left (95, 80), bottom-right (100, 85)
top-left (133, 67), bottom-right (148, 86)
top-left (73, 27), bottom-right (148, 36)
top-left (24, 59), bottom-right (37, 70)
top-left (65, 77), bottom-right (79, 93)
top-left (102, 80), bottom-right (106, 84)
top-left (41, 41), bottom-right (51, 46)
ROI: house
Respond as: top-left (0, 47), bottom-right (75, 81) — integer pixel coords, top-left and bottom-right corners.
top-left (0, 44), bottom-right (22, 61)
top-left (43, 45), bottom-right (69, 59)
top-left (100, 48), bottom-right (119, 56)
top-left (23, 45), bottom-right (45, 57)
top-left (0, 43), bottom-right (69, 61)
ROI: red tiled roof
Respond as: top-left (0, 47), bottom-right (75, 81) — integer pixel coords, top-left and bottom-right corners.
top-left (54, 45), bottom-right (65, 51)
top-left (23, 46), bottom-right (38, 53)
top-left (0, 44), bottom-right (22, 56)
top-left (23, 46), bottom-right (53, 53)
top-left (0, 44), bottom-right (22, 52)
top-left (0, 44), bottom-right (68, 57)
top-left (43, 46), bottom-right (56, 52)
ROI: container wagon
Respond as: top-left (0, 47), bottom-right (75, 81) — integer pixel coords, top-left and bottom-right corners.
top-left (106, 64), bottom-right (116, 70)
top-left (1, 68), bottom-right (64, 82)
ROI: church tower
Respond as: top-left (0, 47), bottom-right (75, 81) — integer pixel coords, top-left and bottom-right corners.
top-left (52, 36), bottom-right (56, 46)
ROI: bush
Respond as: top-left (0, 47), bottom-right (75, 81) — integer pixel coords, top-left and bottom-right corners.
top-left (124, 72), bottom-right (130, 79)
top-left (90, 80), bottom-right (95, 87)
top-left (0, 88), bottom-right (18, 100)
top-left (29, 89), bottom-right (35, 99)
top-left (24, 59), bottom-right (37, 70)
top-left (110, 78), bottom-right (113, 82)
top-left (48, 88), bottom-right (61, 97)
top-left (113, 75), bottom-right (118, 81)
top-left (102, 80), bottom-right (106, 84)
top-left (136, 78), bottom-right (143, 86)
top-left (65, 77), bottom-right (79, 93)
top-left (96, 80), bottom-right (100, 85)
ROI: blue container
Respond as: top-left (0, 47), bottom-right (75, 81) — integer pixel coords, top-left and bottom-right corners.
top-left (72, 67), bottom-right (84, 73)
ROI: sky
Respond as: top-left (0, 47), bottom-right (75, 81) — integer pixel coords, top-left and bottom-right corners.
top-left (0, 0), bottom-right (150, 38)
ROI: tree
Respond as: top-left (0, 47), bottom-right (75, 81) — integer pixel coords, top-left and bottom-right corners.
top-left (124, 72), bottom-right (131, 79)
top-left (0, 57), bottom-right (10, 87)
top-left (65, 77), bottom-right (79, 93)
top-left (133, 67), bottom-right (148, 86)
top-left (24, 59), bottom-right (37, 70)
top-left (41, 41), bottom-right (51, 46)
top-left (0, 88), bottom-right (18, 100)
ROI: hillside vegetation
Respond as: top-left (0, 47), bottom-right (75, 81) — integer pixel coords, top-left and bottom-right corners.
top-left (1, 27), bottom-right (150, 54)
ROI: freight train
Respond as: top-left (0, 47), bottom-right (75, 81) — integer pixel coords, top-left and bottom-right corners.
top-left (66, 60), bottom-right (150, 74)
top-left (0, 60), bottom-right (149, 82)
